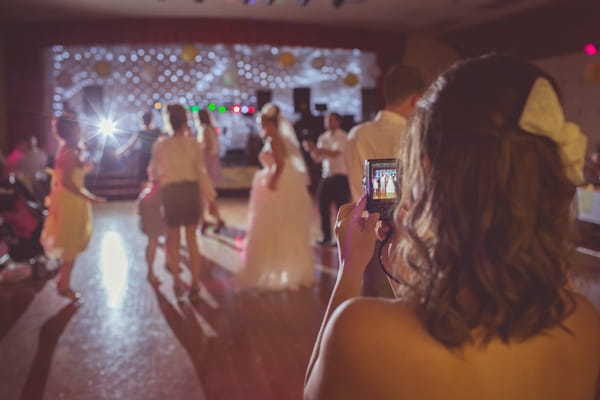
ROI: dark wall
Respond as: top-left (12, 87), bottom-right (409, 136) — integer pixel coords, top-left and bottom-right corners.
top-left (440, 0), bottom-right (600, 59)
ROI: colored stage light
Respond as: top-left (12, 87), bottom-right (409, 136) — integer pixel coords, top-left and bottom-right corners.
top-left (208, 103), bottom-right (216, 111)
top-left (218, 106), bottom-right (227, 113)
top-left (154, 102), bottom-right (162, 110)
top-left (191, 105), bottom-right (200, 112)
top-left (232, 104), bottom-right (241, 113)
top-left (585, 43), bottom-right (597, 56)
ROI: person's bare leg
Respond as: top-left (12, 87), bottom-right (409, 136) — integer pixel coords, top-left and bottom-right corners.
top-left (146, 236), bottom-right (160, 285)
top-left (57, 259), bottom-right (80, 301)
top-left (166, 227), bottom-right (184, 297)
top-left (184, 224), bottom-right (201, 300)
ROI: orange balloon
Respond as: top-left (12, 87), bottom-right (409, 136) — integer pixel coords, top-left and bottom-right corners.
top-left (278, 52), bottom-right (296, 67)
top-left (181, 45), bottom-right (199, 63)
top-left (94, 61), bottom-right (112, 78)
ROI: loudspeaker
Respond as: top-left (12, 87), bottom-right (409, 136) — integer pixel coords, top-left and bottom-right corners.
top-left (83, 85), bottom-right (104, 116)
top-left (256, 90), bottom-right (272, 111)
top-left (361, 88), bottom-right (379, 123)
top-left (341, 114), bottom-right (356, 133)
top-left (314, 103), bottom-right (328, 113)
top-left (293, 87), bottom-right (311, 113)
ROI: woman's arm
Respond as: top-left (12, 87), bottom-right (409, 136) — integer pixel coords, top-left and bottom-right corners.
top-left (115, 133), bottom-right (140, 157)
top-left (59, 151), bottom-right (104, 203)
top-left (303, 140), bottom-right (341, 162)
top-left (268, 136), bottom-right (286, 191)
top-left (305, 196), bottom-right (380, 395)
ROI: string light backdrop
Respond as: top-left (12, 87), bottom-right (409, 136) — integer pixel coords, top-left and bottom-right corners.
top-left (45, 43), bottom-right (377, 152)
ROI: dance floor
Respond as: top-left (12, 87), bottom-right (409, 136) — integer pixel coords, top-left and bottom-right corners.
top-left (0, 197), bottom-right (598, 400)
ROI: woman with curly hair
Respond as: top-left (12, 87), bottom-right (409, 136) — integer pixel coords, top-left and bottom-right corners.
top-left (305, 55), bottom-right (599, 399)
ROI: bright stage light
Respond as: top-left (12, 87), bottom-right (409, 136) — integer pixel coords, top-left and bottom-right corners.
top-left (585, 43), bottom-right (597, 56)
top-left (99, 119), bottom-right (116, 136)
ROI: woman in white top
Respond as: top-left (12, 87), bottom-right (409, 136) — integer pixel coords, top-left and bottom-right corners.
top-left (195, 109), bottom-right (222, 185)
top-left (194, 108), bottom-right (225, 232)
top-left (150, 104), bottom-right (219, 302)
top-left (305, 55), bottom-right (599, 399)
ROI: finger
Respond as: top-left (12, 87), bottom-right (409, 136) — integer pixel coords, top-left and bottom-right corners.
top-left (336, 202), bottom-right (356, 222)
top-left (364, 212), bottom-right (380, 233)
top-left (376, 224), bottom-right (389, 240)
top-left (350, 194), bottom-right (367, 221)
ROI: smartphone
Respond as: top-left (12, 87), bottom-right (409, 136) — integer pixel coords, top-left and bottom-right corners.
top-left (363, 158), bottom-right (399, 220)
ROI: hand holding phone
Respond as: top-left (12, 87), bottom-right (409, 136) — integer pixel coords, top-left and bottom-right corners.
top-left (363, 158), bottom-right (399, 220)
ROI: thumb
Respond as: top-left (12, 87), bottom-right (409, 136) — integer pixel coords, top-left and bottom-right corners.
top-left (364, 212), bottom-right (380, 233)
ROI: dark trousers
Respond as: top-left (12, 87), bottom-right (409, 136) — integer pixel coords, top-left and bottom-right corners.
top-left (318, 174), bottom-right (350, 242)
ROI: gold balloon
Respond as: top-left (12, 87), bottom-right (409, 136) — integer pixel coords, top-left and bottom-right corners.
top-left (181, 45), bottom-right (199, 63)
top-left (94, 61), bottom-right (112, 78)
top-left (278, 52), bottom-right (296, 68)
top-left (584, 63), bottom-right (600, 83)
top-left (344, 73), bottom-right (359, 87)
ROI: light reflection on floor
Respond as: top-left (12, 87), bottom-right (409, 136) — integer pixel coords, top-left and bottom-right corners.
top-left (99, 230), bottom-right (129, 309)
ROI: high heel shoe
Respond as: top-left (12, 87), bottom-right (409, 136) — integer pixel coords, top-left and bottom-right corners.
top-left (214, 219), bottom-right (225, 234)
top-left (57, 287), bottom-right (82, 302)
top-left (200, 221), bottom-right (209, 234)
top-left (188, 287), bottom-right (201, 304)
top-left (173, 282), bottom-right (185, 302)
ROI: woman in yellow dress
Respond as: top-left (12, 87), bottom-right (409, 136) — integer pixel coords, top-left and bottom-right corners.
top-left (41, 115), bottom-right (105, 301)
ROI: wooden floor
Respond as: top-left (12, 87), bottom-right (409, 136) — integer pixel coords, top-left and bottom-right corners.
top-left (0, 197), bottom-right (598, 400)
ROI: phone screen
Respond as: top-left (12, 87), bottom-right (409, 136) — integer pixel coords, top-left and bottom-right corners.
top-left (364, 158), bottom-right (398, 220)
top-left (370, 164), bottom-right (398, 201)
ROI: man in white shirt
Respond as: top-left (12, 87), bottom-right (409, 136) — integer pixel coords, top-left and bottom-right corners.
top-left (346, 64), bottom-right (426, 296)
top-left (303, 113), bottom-right (350, 246)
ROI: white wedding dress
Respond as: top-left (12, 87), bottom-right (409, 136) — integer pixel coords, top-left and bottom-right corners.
top-left (236, 131), bottom-right (315, 291)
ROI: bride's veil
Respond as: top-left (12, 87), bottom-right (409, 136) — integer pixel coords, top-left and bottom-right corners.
top-left (259, 102), bottom-right (309, 186)
top-left (278, 115), bottom-right (309, 185)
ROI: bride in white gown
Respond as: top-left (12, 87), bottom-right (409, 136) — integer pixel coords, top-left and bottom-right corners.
top-left (235, 103), bottom-right (315, 291)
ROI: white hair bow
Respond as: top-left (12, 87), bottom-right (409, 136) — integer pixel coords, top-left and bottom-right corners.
top-left (518, 77), bottom-right (588, 184)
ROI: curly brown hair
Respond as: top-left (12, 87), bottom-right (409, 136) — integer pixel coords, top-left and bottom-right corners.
top-left (394, 54), bottom-right (576, 348)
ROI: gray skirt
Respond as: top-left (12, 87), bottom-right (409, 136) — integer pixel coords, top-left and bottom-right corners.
top-left (161, 181), bottom-right (201, 228)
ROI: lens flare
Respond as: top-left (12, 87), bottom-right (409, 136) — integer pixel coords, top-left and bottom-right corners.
top-left (98, 119), bottom-right (116, 136)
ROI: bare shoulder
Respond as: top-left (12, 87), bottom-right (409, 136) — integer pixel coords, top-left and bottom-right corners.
top-left (311, 298), bottom-right (426, 399)
top-left (331, 297), bottom-right (417, 329)
top-left (566, 293), bottom-right (600, 343)
top-left (325, 297), bottom-right (424, 362)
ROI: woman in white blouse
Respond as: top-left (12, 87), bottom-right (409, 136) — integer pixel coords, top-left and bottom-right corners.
top-left (150, 104), bottom-right (219, 302)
